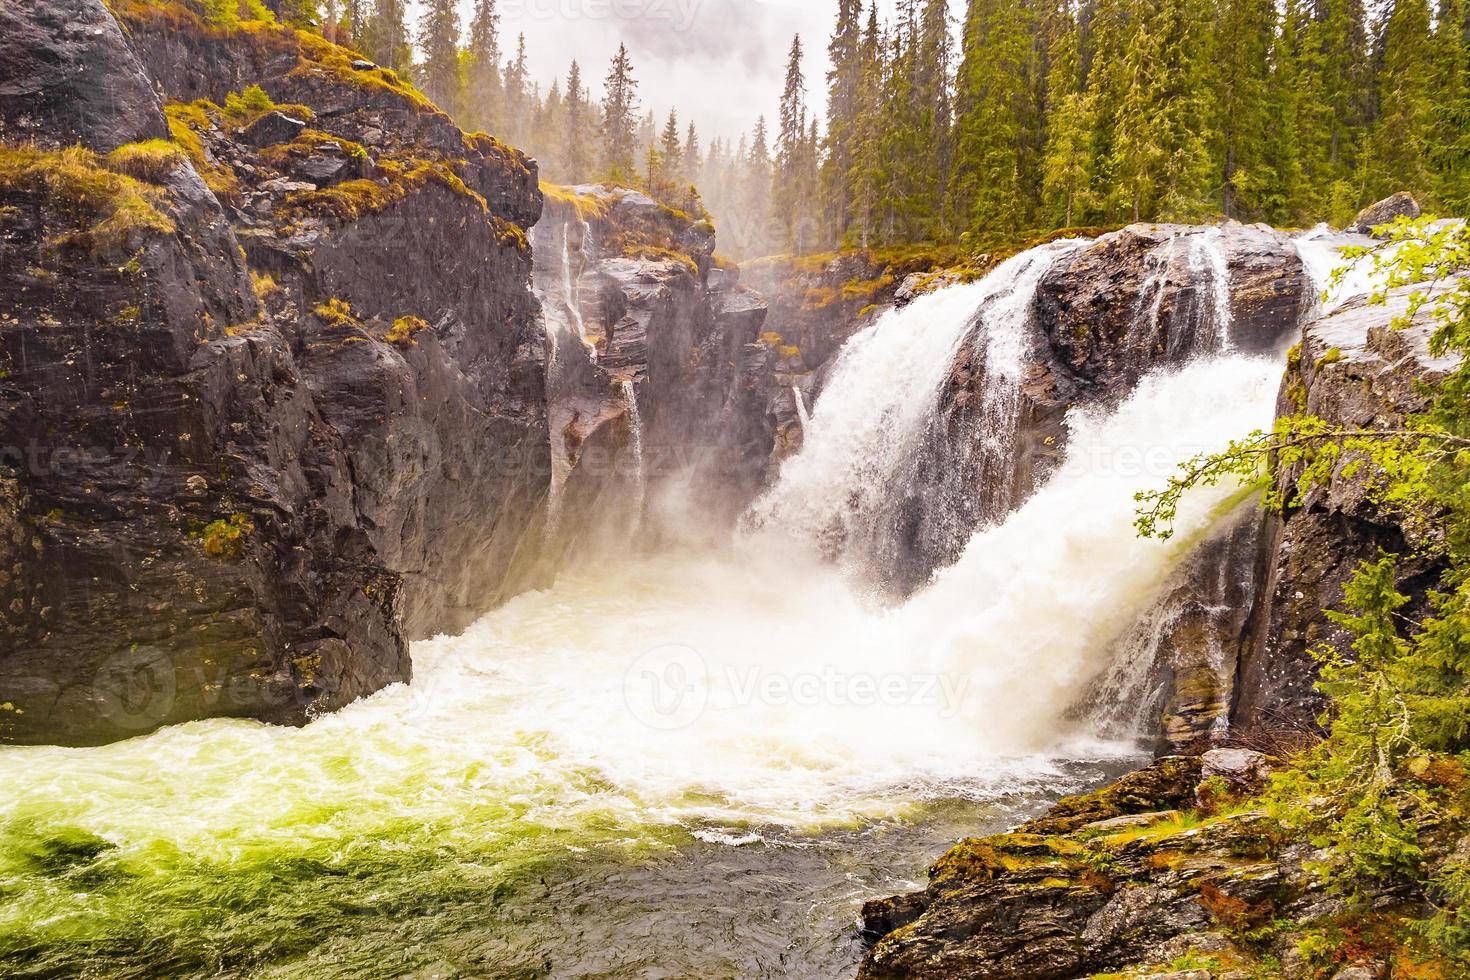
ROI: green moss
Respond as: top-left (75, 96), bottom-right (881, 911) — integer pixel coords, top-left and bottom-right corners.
top-left (0, 144), bottom-right (175, 253)
top-left (539, 181), bottom-right (612, 222)
top-left (285, 158), bottom-right (491, 224)
top-left (165, 102), bottom-right (242, 204)
top-left (105, 139), bottom-right (187, 183)
top-left (385, 315), bottom-right (429, 347)
top-left (198, 513), bottom-right (253, 559)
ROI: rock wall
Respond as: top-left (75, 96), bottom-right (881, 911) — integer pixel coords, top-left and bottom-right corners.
top-left (0, 0), bottom-right (544, 744)
top-left (531, 186), bottom-right (782, 556)
top-left (1231, 284), bottom-right (1458, 740)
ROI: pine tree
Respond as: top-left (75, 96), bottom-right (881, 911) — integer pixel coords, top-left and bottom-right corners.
top-left (850, 1), bottom-right (886, 247)
top-left (774, 36), bottom-right (813, 251)
top-left (563, 60), bottom-right (594, 183)
top-left (746, 116), bottom-right (775, 254)
top-left (1108, 0), bottom-right (1217, 221)
top-left (601, 43), bottom-right (641, 180)
top-left (1298, 0), bottom-right (1371, 220)
top-left (343, 0), bottom-right (366, 48)
top-left (1365, 0), bottom-right (1436, 201)
top-left (1261, 0), bottom-right (1308, 221)
top-left (683, 121), bottom-right (701, 186)
top-left (464, 0), bottom-right (501, 133)
top-left (660, 111), bottom-right (683, 185)
top-left (950, 0), bottom-right (1042, 237)
top-left (913, 0), bottom-right (955, 238)
top-left (415, 0), bottom-right (461, 113)
top-left (362, 0), bottom-right (411, 75)
top-left (501, 34), bottom-right (530, 146)
top-left (823, 0), bottom-right (865, 247)
top-left (1432, 0), bottom-right (1470, 210)
top-left (1214, 0), bottom-right (1276, 217)
top-left (1040, 19), bottom-right (1095, 226)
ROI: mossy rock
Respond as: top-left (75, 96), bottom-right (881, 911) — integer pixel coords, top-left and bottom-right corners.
top-left (1023, 756), bottom-right (1205, 835)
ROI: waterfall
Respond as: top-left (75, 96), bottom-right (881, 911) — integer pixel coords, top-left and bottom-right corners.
top-left (746, 239), bottom-right (1085, 578)
top-left (1295, 224), bottom-right (1389, 316)
top-left (791, 386), bottom-right (810, 431)
top-left (620, 378), bottom-right (645, 526)
top-left (562, 219), bottom-right (593, 359)
top-left (1190, 226), bottom-right (1234, 349)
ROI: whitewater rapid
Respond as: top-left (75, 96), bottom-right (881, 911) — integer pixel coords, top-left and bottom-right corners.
top-left (0, 229), bottom-right (1368, 978)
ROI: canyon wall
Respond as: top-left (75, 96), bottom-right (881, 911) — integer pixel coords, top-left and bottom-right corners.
top-left (0, 0), bottom-right (545, 743)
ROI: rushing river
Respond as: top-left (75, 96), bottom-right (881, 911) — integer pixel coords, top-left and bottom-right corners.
top-left (0, 229), bottom-right (1339, 977)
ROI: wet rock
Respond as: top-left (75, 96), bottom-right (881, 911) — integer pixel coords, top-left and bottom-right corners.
top-left (0, 0), bottom-right (169, 151)
top-left (1037, 222), bottom-right (1307, 399)
top-left (1233, 283), bottom-right (1459, 739)
top-left (1022, 756), bottom-right (1203, 834)
top-left (240, 110), bottom-right (306, 148)
top-left (288, 150), bottom-right (356, 187)
top-left (1081, 810), bottom-right (1182, 833)
top-left (0, 0), bottom-right (544, 743)
top-left (856, 762), bottom-right (1348, 979)
top-left (1199, 748), bottom-right (1276, 799)
top-left (1353, 192), bottom-right (1421, 234)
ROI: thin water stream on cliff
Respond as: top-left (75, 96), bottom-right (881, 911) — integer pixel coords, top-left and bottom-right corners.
top-left (0, 237), bottom-right (1343, 978)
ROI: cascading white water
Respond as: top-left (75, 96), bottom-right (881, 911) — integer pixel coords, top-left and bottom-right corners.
top-left (791, 385), bottom-right (810, 431)
top-left (1190, 225), bottom-right (1234, 348)
top-left (620, 377), bottom-right (646, 525)
top-left (561, 219), bottom-right (594, 358)
top-left (1295, 224), bottom-right (1390, 315)
top-left (0, 235), bottom-right (1332, 977)
top-left (746, 240), bottom-right (1084, 572)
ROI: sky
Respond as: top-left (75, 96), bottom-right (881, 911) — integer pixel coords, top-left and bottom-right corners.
top-left (479, 0), bottom-right (941, 143)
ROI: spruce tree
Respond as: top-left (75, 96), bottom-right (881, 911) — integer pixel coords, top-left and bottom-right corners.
top-left (1298, 0), bottom-right (1371, 220)
top-left (1261, 0), bottom-right (1308, 221)
top-left (415, 0), bottom-right (461, 113)
top-left (1214, 0), bottom-right (1276, 217)
top-left (363, 0), bottom-right (411, 75)
top-left (601, 44), bottom-right (641, 181)
top-left (501, 34), bottom-right (530, 147)
top-left (563, 60), bottom-right (594, 183)
top-left (1366, 0), bottom-right (1436, 201)
top-left (1432, 0), bottom-right (1470, 210)
top-left (464, 0), bottom-right (501, 134)
top-left (950, 0), bottom-right (1042, 237)
top-left (774, 36), bottom-right (813, 251)
top-left (683, 122), bottom-right (701, 186)
top-left (823, 0), bottom-right (865, 247)
top-left (849, 1), bottom-right (886, 247)
top-left (1040, 20), bottom-right (1095, 227)
top-left (1108, 0), bottom-right (1217, 221)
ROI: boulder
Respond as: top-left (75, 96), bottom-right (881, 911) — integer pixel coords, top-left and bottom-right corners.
top-left (240, 110), bottom-right (307, 148)
top-left (1352, 192), bottom-right (1421, 235)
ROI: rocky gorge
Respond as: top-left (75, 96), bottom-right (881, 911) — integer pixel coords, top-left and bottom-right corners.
top-left (0, 0), bottom-right (1463, 977)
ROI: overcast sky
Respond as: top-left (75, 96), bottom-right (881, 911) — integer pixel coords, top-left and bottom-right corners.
top-left (477, 0), bottom-right (952, 143)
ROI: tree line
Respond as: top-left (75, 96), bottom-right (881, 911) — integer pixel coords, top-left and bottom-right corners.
top-left (300, 0), bottom-right (1469, 259)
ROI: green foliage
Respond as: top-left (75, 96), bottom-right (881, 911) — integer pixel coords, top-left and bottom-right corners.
top-left (1139, 217), bottom-right (1470, 958)
top-left (222, 83), bottom-right (275, 118)
top-left (199, 514), bottom-right (254, 559)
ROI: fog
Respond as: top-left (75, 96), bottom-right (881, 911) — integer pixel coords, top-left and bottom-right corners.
top-left (483, 0), bottom-right (939, 142)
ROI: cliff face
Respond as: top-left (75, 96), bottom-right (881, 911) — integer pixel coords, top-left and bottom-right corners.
top-left (1232, 284), bottom-right (1458, 740)
top-left (532, 186), bottom-right (779, 554)
top-left (0, 0), bottom-right (544, 744)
